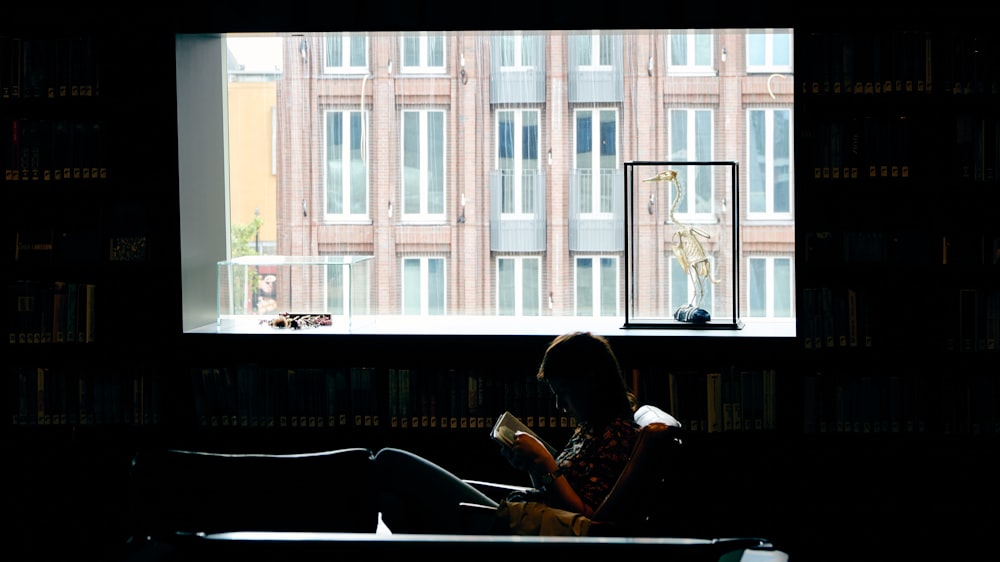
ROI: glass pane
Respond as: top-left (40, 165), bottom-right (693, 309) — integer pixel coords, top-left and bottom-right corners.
top-left (749, 258), bottom-right (766, 316)
top-left (773, 109), bottom-right (791, 213)
top-left (403, 258), bottom-right (421, 314)
top-left (523, 258), bottom-right (539, 316)
top-left (326, 112), bottom-right (343, 214)
top-left (428, 258), bottom-right (445, 314)
top-left (748, 110), bottom-right (765, 213)
top-left (498, 259), bottom-right (514, 315)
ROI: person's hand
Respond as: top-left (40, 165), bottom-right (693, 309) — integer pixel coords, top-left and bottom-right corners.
top-left (500, 430), bottom-right (553, 473)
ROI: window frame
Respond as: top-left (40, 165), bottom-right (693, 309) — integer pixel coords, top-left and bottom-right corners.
top-left (324, 108), bottom-right (370, 221)
top-left (747, 255), bottom-right (794, 318)
top-left (323, 32), bottom-right (369, 75)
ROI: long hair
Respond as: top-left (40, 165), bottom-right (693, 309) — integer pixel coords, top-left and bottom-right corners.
top-left (536, 331), bottom-right (636, 425)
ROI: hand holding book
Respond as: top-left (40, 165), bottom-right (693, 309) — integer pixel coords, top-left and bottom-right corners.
top-left (491, 410), bottom-right (558, 456)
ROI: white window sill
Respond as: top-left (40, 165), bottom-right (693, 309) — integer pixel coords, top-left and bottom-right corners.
top-left (189, 315), bottom-right (795, 339)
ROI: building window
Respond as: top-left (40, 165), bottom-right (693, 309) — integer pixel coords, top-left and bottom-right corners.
top-left (497, 256), bottom-right (541, 316)
top-left (498, 34), bottom-right (539, 69)
top-left (401, 34), bottom-right (445, 73)
top-left (746, 30), bottom-right (792, 74)
top-left (497, 109), bottom-right (540, 216)
top-left (748, 256), bottom-right (793, 318)
top-left (667, 31), bottom-right (714, 75)
top-left (327, 261), bottom-right (370, 315)
top-left (670, 255), bottom-right (715, 316)
top-left (575, 256), bottom-right (618, 316)
top-left (668, 108), bottom-right (714, 216)
top-left (747, 108), bottom-right (792, 217)
top-left (403, 257), bottom-right (446, 315)
top-left (575, 108), bottom-right (618, 215)
top-left (572, 33), bottom-right (614, 68)
top-left (402, 109), bottom-right (446, 220)
top-left (324, 33), bottom-right (368, 74)
top-left (325, 110), bottom-right (368, 219)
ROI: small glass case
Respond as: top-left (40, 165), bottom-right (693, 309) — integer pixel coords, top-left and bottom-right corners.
top-left (624, 161), bottom-right (742, 329)
top-left (217, 255), bottom-right (373, 331)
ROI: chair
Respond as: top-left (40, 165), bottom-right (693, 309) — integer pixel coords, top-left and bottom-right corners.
top-left (462, 404), bottom-right (684, 537)
top-left (127, 447), bottom-right (380, 547)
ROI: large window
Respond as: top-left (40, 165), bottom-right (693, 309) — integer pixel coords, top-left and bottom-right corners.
top-left (497, 256), bottom-right (541, 316)
top-left (575, 256), bottom-right (618, 317)
top-left (177, 29), bottom-right (795, 335)
top-left (746, 30), bottom-right (793, 74)
top-left (401, 34), bottom-right (445, 73)
top-left (497, 109), bottom-right (540, 216)
top-left (575, 108), bottom-right (618, 215)
top-left (325, 110), bottom-right (368, 219)
top-left (402, 109), bottom-right (446, 220)
top-left (748, 256), bottom-right (793, 318)
top-left (668, 108), bottom-right (714, 216)
top-left (667, 31), bottom-right (714, 75)
top-left (403, 257), bottom-right (446, 315)
top-left (324, 33), bottom-right (368, 74)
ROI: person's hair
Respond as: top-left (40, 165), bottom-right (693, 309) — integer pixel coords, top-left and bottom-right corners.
top-left (536, 331), bottom-right (637, 425)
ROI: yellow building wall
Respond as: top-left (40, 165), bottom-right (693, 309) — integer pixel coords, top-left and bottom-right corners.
top-left (228, 80), bottom-right (277, 249)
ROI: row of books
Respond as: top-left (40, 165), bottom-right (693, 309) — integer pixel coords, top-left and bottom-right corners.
top-left (800, 30), bottom-right (998, 97)
top-left (801, 370), bottom-right (1000, 435)
top-left (7, 365), bottom-right (160, 426)
top-left (3, 118), bottom-right (109, 182)
top-left (189, 365), bottom-right (567, 432)
top-left (1, 35), bottom-right (101, 101)
top-left (805, 112), bottom-right (1000, 185)
top-left (804, 114), bottom-right (914, 182)
top-left (187, 365), bottom-right (781, 434)
top-left (799, 286), bottom-right (875, 351)
top-left (944, 287), bottom-right (1000, 354)
top-left (806, 229), bottom-right (1000, 268)
top-left (635, 367), bottom-right (778, 434)
top-left (7, 280), bottom-right (96, 345)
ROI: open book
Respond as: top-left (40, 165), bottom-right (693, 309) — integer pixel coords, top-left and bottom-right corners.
top-left (491, 411), bottom-right (558, 456)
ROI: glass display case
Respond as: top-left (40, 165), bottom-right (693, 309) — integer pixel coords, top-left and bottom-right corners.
top-left (217, 255), bottom-right (373, 332)
top-left (624, 161), bottom-right (742, 329)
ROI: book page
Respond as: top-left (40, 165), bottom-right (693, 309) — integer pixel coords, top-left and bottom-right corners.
top-left (491, 411), bottom-right (558, 456)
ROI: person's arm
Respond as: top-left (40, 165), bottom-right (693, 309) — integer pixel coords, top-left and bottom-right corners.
top-left (504, 431), bottom-right (595, 516)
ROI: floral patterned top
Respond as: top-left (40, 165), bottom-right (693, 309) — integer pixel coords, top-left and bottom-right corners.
top-left (551, 416), bottom-right (639, 511)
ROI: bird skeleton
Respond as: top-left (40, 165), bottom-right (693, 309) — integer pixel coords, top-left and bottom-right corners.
top-left (643, 169), bottom-right (719, 313)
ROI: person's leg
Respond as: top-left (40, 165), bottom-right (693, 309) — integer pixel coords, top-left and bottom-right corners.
top-left (374, 447), bottom-right (499, 534)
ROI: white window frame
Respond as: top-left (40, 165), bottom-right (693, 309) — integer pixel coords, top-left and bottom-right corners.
top-left (574, 255), bottom-right (619, 317)
top-left (324, 109), bottom-right (369, 221)
top-left (496, 256), bottom-right (542, 316)
top-left (323, 33), bottom-right (369, 75)
top-left (574, 107), bottom-right (618, 217)
top-left (326, 261), bottom-right (370, 316)
top-left (400, 34), bottom-right (446, 73)
top-left (668, 108), bottom-right (715, 219)
top-left (747, 255), bottom-right (794, 318)
top-left (401, 109), bottom-right (446, 222)
top-left (574, 32), bottom-right (614, 70)
top-left (746, 107), bottom-right (793, 219)
top-left (745, 29), bottom-right (793, 74)
top-left (666, 31), bottom-right (715, 76)
top-left (496, 108), bottom-right (540, 218)
top-left (498, 33), bottom-right (537, 71)
top-left (402, 257), bottom-right (446, 316)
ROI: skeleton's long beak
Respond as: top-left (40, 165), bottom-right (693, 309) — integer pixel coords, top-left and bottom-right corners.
top-left (642, 170), bottom-right (676, 182)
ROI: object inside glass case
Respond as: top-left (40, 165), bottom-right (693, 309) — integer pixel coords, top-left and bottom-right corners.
top-left (624, 161), bottom-right (742, 329)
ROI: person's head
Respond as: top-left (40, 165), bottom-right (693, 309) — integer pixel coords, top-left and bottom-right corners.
top-left (536, 331), bottom-right (636, 425)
